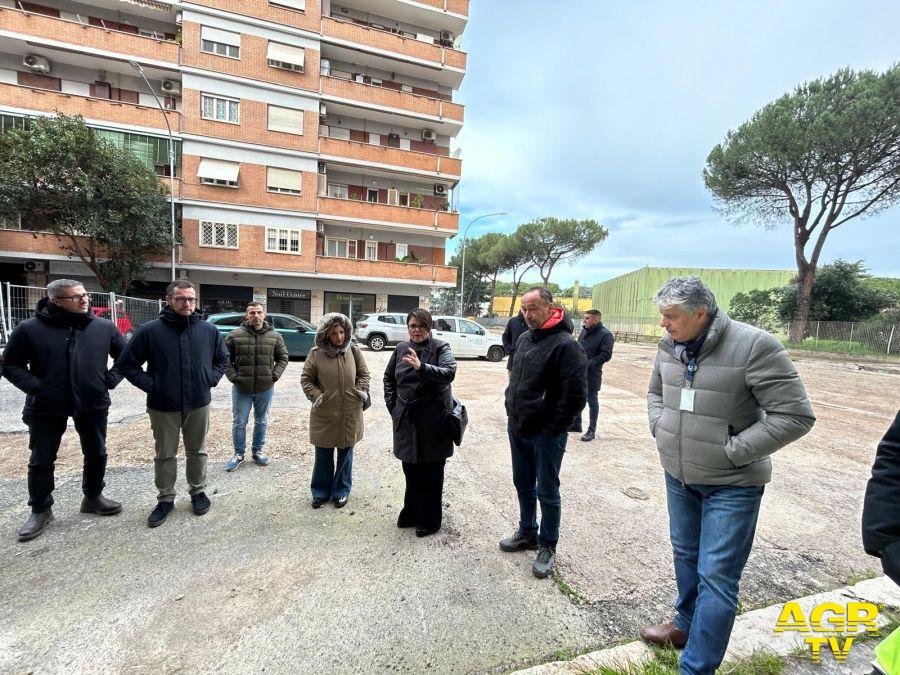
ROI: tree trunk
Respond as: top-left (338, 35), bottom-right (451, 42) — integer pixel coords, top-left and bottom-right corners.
top-left (790, 264), bottom-right (816, 343)
top-left (487, 272), bottom-right (498, 317)
top-left (508, 281), bottom-right (520, 318)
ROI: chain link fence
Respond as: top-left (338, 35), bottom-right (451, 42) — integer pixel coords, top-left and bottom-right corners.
top-left (472, 312), bottom-right (900, 358)
top-left (0, 282), bottom-right (162, 346)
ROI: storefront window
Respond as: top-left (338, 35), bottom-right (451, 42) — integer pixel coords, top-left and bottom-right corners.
top-left (268, 288), bottom-right (311, 320)
top-left (324, 292), bottom-right (375, 325)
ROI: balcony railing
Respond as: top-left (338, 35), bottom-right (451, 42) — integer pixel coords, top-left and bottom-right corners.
top-left (321, 76), bottom-right (464, 122)
top-left (0, 82), bottom-right (181, 131)
top-left (318, 196), bottom-right (458, 231)
top-left (316, 255), bottom-right (456, 283)
top-left (319, 136), bottom-right (461, 176)
top-left (322, 17), bottom-right (466, 70)
top-left (0, 7), bottom-right (180, 64)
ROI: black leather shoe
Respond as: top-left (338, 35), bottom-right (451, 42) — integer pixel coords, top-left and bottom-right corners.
top-left (148, 501), bottom-right (174, 528)
top-left (312, 497), bottom-right (329, 509)
top-left (18, 509), bottom-right (53, 542)
top-left (81, 494), bottom-right (122, 516)
top-left (191, 492), bottom-right (211, 515)
top-left (333, 496), bottom-right (349, 509)
top-left (415, 526), bottom-right (440, 538)
top-left (580, 431), bottom-right (595, 442)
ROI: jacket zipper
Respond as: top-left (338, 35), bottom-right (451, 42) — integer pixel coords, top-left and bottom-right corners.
top-left (252, 330), bottom-right (259, 394)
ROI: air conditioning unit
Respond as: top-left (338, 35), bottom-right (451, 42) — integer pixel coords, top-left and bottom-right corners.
top-left (316, 221), bottom-right (325, 233)
top-left (23, 260), bottom-right (45, 273)
top-left (175, 11), bottom-right (183, 24)
top-left (422, 129), bottom-right (437, 142)
top-left (161, 79), bottom-right (181, 95)
top-left (387, 188), bottom-right (399, 206)
top-left (319, 103), bottom-right (327, 119)
top-left (433, 183), bottom-right (447, 197)
top-left (439, 30), bottom-right (454, 46)
top-left (23, 54), bottom-right (51, 74)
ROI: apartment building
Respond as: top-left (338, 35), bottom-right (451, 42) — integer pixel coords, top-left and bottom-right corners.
top-left (0, 0), bottom-right (468, 322)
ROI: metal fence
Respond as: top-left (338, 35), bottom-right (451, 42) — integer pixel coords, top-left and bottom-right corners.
top-left (0, 282), bottom-right (162, 346)
top-left (474, 313), bottom-right (900, 357)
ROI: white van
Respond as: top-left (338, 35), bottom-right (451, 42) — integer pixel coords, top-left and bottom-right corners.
top-left (431, 316), bottom-right (506, 361)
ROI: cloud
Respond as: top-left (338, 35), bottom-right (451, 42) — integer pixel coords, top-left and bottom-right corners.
top-left (449, 0), bottom-right (900, 285)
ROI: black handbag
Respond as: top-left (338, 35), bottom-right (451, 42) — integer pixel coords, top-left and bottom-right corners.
top-left (446, 396), bottom-right (468, 446)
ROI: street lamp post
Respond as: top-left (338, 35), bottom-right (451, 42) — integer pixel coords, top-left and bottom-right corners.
top-left (129, 61), bottom-right (177, 281)
top-left (458, 212), bottom-right (506, 316)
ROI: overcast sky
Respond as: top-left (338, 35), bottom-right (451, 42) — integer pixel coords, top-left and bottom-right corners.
top-left (451, 0), bottom-right (900, 286)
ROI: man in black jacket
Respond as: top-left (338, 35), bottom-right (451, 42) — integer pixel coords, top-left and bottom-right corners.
top-left (576, 309), bottom-right (614, 442)
top-left (501, 287), bottom-right (586, 578)
top-left (3, 279), bottom-right (127, 541)
top-left (501, 310), bottom-right (528, 377)
top-left (863, 411), bottom-right (900, 582)
top-left (117, 280), bottom-right (228, 528)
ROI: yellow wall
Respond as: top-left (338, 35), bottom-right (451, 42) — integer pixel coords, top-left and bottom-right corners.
top-left (491, 297), bottom-right (595, 315)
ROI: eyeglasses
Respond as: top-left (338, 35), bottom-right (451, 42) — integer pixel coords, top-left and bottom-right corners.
top-left (407, 323), bottom-right (429, 331)
top-left (170, 296), bottom-right (197, 304)
top-left (57, 293), bottom-right (90, 301)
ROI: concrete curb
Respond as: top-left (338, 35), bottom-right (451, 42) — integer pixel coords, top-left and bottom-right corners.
top-left (515, 576), bottom-right (900, 674)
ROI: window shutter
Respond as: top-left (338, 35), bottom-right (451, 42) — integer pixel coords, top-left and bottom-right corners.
top-left (268, 106), bottom-right (304, 134)
top-left (267, 42), bottom-right (305, 69)
top-left (267, 167), bottom-right (302, 191)
top-left (201, 26), bottom-right (241, 47)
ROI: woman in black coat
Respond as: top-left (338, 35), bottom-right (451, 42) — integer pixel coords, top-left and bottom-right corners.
top-left (383, 308), bottom-right (457, 537)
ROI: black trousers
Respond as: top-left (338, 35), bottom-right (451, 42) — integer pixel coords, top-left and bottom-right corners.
top-left (399, 459), bottom-right (446, 530)
top-left (26, 411), bottom-right (109, 513)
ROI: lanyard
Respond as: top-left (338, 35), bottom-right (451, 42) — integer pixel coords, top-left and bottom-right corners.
top-left (684, 356), bottom-right (698, 388)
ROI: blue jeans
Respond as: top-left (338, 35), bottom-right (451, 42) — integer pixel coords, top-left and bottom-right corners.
top-left (508, 423), bottom-right (567, 548)
top-left (231, 386), bottom-right (274, 455)
top-left (665, 472), bottom-right (764, 675)
top-left (311, 447), bottom-right (353, 499)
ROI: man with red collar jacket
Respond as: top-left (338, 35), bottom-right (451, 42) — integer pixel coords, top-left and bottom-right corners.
top-left (501, 286), bottom-right (586, 579)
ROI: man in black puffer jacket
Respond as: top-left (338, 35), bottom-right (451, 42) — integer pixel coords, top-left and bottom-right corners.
top-left (576, 309), bottom-right (614, 442)
top-left (117, 280), bottom-right (228, 528)
top-left (3, 279), bottom-right (127, 542)
top-left (501, 286), bottom-right (586, 579)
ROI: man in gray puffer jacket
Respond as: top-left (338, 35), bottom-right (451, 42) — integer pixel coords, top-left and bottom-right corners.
top-left (641, 276), bottom-right (815, 675)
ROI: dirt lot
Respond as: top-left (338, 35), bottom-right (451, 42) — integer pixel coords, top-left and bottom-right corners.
top-left (0, 343), bottom-right (897, 672)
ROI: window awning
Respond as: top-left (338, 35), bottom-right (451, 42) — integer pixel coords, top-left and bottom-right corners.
top-left (201, 26), bottom-right (241, 47)
top-left (267, 167), bottom-right (302, 191)
top-left (268, 105), bottom-right (304, 134)
top-left (267, 42), bottom-right (305, 68)
top-left (197, 158), bottom-right (239, 182)
top-left (270, 0), bottom-right (306, 9)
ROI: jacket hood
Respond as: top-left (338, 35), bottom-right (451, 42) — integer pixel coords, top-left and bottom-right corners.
top-left (533, 307), bottom-right (573, 336)
top-left (36, 296), bottom-right (92, 328)
top-left (315, 312), bottom-right (353, 355)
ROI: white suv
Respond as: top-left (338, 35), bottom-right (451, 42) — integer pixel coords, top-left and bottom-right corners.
top-left (355, 313), bottom-right (408, 351)
top-left (431, 316), bottom-right (506, 361)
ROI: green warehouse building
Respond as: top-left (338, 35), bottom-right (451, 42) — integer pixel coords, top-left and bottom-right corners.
top-left (591, 267), bottom-right (795, 336)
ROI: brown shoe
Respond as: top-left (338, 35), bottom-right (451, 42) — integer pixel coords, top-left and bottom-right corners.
top-left (640, 621), bottom-right (688, 649)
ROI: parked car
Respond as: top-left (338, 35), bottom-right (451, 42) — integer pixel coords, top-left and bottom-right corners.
top-left (354, 313), bottom-right (409, 351)
top-left (91, 306), bottom-right (135, 340)
top-left (207, 312), bottom-right (318, 358)
top-left (432, 315), bottom-right (506, 361)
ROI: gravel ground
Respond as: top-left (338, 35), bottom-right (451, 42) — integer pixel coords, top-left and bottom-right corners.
top-left (0, 344), bottom-right (897, 673)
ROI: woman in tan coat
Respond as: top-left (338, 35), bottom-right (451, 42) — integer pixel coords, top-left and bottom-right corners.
top-left (300, 313), bottom-right (370, 509)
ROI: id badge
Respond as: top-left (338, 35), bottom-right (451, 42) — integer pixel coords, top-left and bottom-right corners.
top-left (679, 388), bottom-right (695, 412)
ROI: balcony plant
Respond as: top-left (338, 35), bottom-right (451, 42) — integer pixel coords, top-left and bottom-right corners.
top-left (409, 194), bottom-right (424, 209)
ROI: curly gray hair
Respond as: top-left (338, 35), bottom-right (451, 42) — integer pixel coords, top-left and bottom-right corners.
top-left (653, 276), bottom-right (717, 314)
